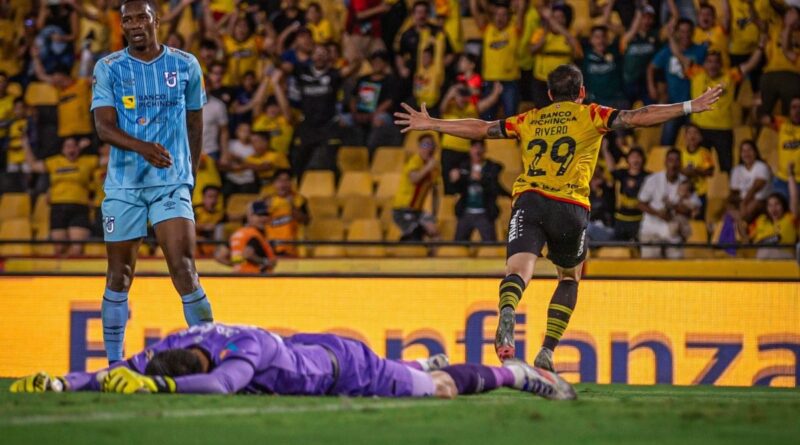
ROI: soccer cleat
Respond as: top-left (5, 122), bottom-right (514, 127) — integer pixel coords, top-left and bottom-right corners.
top-left (495, 306), bottom-right (516, 360)
top-left (423, 353), bottom-right (450, 372)
top-left (533, 347), bottom-right (555, 372)
top-left (503, 359), bottom-right (576, 401)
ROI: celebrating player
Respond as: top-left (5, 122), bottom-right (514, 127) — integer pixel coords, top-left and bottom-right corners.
top-left (394, 64), bottom-right (722, 370)
top-left (9, 323), bottom-right (575, 401)
top-left (91, 0), bottom-right (213, 364)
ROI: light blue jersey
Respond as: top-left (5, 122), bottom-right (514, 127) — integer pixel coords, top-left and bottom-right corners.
top-left (91, 45), bottom-right (207, 190)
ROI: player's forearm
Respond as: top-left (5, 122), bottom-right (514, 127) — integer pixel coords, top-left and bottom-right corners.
top-left (95, 120), bottom-right (148, 153)
top-left (425, 118), bottom-right (501, 140)
top-left (611, 103), bottom-right (686, 129)
top-left (187, 110), bottom-right (204, 175)
top-left (173, 359), bottom-right (254, 394)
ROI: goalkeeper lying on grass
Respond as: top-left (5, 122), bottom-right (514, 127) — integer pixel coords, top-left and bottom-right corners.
top-left (11, 323), bottom-right (575, 400)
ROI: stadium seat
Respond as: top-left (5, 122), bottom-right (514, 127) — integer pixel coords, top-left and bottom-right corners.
top-left (595, 247), bottom-right (633, 259)
top-left (346, 218), bottom-right (385, 257)
top-left (461, 17), bottom-right (482, 41)
top-left (337, 146), bottom-right (369, 172)
top-left (31, 194), bottom-right (50, 236)
top-left (0, 217), bottom-right (32, 257)
top-left (500, 170), bottom-right (518, 194)
top-left (385, 224), bottom-right (428, 257)
top-left (7, 82), bottom-right (22, 98)
top-left (0, 193), bottom-right (31, 222)
top-left (225, 193), bottom-right (260, 222)
top-left (756, 127), bottom-right (778, 168)
top-left (306, 218), bottom-right (345, 241)
top-left (437, 195), bottom-right (457, 220)
top-left (84, 243), bottom-right (106, 256)
top-left (475, 246), bottom-right (505, 258)
top-left (222, 222), bottom-right (243, 240)
top-left (486, 139), bottom-right (522, 171)
top-left (438, 218), bottom-right (457, 240)
top-left (736, 78), bottom-right (754, 108)
top-left (371, 147), bottom-right (405, 177)
top-left (33, 228), bottom-right (53, 257)
top-left (312, 245), bottom-right (346, 257)
top-left (685, 220), bottom-right (713, 259)
top-left (24, 82), bottom-right (59, 106)
top-left (307, 196), bottom-right (339, 219)
top-left (435, 246), bottom-right (470, 258)
top-left (645, 146), bottom-right (670, 172)
top-left (299, 170), bottom-right (336, 198)
top-left (707, 172), bottom-right (730, 200)
top-left (375, 172), bottom-right (402, 204)
top-left (341, 195), bottom-right (378, 224)
top-left (336, 171), bottom-right (373, 201)
top-left (634, 125), bottom-right (662, 152)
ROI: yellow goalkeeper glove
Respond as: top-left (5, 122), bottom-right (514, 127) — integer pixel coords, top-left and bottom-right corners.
top-left (10, 372), bottom-right (66, 393)
top-left (102, 367), bottom-right (176, 394)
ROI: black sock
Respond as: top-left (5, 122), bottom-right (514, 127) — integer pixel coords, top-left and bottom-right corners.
top-left (498, 274), bottom-right (526, 311)
top-left (542, 280), bottom-right (578, 351)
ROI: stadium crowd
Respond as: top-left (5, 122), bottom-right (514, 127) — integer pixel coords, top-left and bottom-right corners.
top-left (0, 0), bottom-right (798, 270)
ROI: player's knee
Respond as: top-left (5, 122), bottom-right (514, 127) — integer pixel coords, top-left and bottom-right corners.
top-left (107, 264), bottom-right (134, 291)
top-left (557, 264), bottom-right (582, 282)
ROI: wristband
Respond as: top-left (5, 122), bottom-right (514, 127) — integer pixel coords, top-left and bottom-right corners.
top-left (682, 101), bottom-right (693, 115)
top-left (152, 376), bottom-right (176, 393)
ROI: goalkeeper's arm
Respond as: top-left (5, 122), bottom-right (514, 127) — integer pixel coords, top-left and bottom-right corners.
top-left (102, 359), bottom-right (255, 394)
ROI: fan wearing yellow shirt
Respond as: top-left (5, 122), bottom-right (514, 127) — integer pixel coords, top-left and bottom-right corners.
top-left (742, 193), bottom-right (798, 259)
top-left (194, 185), bottom-right (225, 258)
top-left (470, 0), bottom-right (526, 119)
top-left (529, 4), bottom-right (582, 109)
top-left (694, 3), bottom-right (730, 67)
top-left (769, 97), bottom-right (800, 199)
top-left (263, 170), bottom-right (310, 257)
top-left (306, 2), bottom-right (334, 43)
top-left (392, 134), bottom-right (442, 241)
top-left (243, 131), bottom-right (291, 196)
top-left (218, 14), bottom-right (263, 87)
top-left (25, 137), bottom-right (98, 256)
top-left (30, 50), bottom-right (94, 141)
top-left (438, 83), bottom-right (503, 194)
top-left (5, 98), bottom-right (29, 176)
top-left (679, 124), bottom-right (715, 219)
top-left (671, 38), bottom-right (764, 173)
top-left (758, 6), bottom-right (800, 119)
top-left (395, 64), bottom-right (723, 370)
top-left (722, 0), bottom-right (767, 92)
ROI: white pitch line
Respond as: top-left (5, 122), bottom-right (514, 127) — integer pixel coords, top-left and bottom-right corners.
top-left (2, 398), bottom-right (509, 427)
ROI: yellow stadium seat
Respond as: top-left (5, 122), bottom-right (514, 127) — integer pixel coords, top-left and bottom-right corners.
top-left (385, 224), bottom-right (428, 257)
top-left (33, 228), bottom-right (53, 256)
top-left (312, 245), bottom-right (346, 257)
top-left (306, 218), bottom-right (345, 241)
top-left (475, 246), bottom-right (505, 258)
top-left (7, 82), bottom-right (22, 98)
top-left (438, 218), bottom-right (457, 240)
top-left (85, 243), bottom-right (106, 256)
top-left (595, 247), bottom-right (633, 259)
top-left (31, 194), bottom-right (50, 236)
top-left (299, 170), bottom-right (336, 198)
top-left (307, 196), bottom-right (339, 219)
top-left (371, 147), bottom-right (405, 176)
top-left (336, 171), bottom-right (373, 200)
top-left (736, 77), bottom-right (754, 108)
top-left (0, 193), bottom-right (31, 222)
top-left (486, 139), bottom-right (522, 172)
top-left (341, 195), bottom-right (378, 224)
top-left (0, 217), bottom-right (32, 256)
top-left (461, 17), bottom-right (482, 40)
top-left (645, 146), bottom-right (670, 172)
top-left (685, 220), bottom-right (713, 258)
top-left (756, 127), bottom-right (778, 164)
top-left (500, 170), bottom-right (518, 194)
top-left (222, 222), bottom-right (243, 240)
top-left (633, 125), bottom-right (662, 152)
top-left (337, 146), bottom-right (369, 172)
top-left (225, 193), bottom-right (259, 221)
top-left (707, 172), bottom-right (730, 200)
top-left (24, 82), bottom-right (59, 106)
top-left (435, 246), bottom-right (470, 257)
top-left (375, 172), bottom-right (402, 204)
top-left (437, 194), bottom-right (457, 220)
top-left (346, 218), bottom-right (385, 257)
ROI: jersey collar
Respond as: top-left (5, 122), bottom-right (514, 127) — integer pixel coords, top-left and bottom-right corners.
top-left (125, 45), bottom-right (168, 65)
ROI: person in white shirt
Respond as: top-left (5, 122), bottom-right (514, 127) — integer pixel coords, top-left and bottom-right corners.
top-left (730, 140), bottom-right (772, 222)
top-left (638, 148), bottom-right (689, 258)
top-left (219, 122), bottom-right (259, 195)
top-left (202, 94), bottom-right (230, 160)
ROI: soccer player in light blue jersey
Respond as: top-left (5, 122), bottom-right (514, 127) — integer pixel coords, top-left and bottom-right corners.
top-left (91, 0), bottom-right (213, 364)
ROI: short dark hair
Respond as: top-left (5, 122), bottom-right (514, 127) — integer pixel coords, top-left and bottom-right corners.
top-left (209, 61), bottom-right (226, 72)
top-left (706, 50), bottom-right (722, 60)
top-left (144, 348), bottom-right (203, 377)
top-left (412, 0), bottom-right (430, 12)
top-left (307, 2), bottom-right (322, 12)
top-left (0, 70), bottom-right (7, 80)
top-left (590, 25), bottom-right (608, 35)
top-left (666, 147), bottom-right (682, 160)
top-left (252, 131), bottom-right (271, 140)
top-left (547, 64), bottom-right (583, 102)
top-left (627, 146), bottom-right (646, 164)
top-left (470, 139), bottom-right (485, 147)
top-left (552, 4), bottom-right (574, 27)
top-left (738, 139), bottom-right (762, 164)
top-left (13, 97), bottom-right (24, 106)
top-left (700, 3), bottom-right (716, 15)
top-left (677, 18), bottom-right (695, 30)
top-left (202, 185), bottom-right (221, 195)
top-left (766, 192), bottom-right (788, 213)
top-left (121, 0), bottom-right (159, 12)
top-left (200, 38), bottom-right (218, 51)
top-left (274, 168), bottom-right (292, 179)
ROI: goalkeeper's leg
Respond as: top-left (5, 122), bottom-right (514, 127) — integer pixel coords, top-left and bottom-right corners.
top-left (428, 361), bottom-right (575, 400)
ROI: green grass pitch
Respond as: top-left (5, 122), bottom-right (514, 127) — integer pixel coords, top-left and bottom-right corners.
top-left (2, 379), bottom-right (799, 445)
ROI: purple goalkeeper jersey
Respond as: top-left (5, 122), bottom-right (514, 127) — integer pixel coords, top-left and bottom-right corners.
top-left (64, 323), bottom-right (420, 397)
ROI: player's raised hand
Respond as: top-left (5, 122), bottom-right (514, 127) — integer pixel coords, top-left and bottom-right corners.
top-left (394, 103), bottom-right (434, 133)
top-left (138, 142), bottom-right (173, 168)
top-left (690, 84), bottom-right (724, 113)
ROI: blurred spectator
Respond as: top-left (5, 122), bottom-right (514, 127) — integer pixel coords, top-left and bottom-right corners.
top-left (455, 53), bottom-right (482, 105)
top-left (306, 2), bottom-right (334, 44)
top-left (672, 43), bottom-right (763, 173)
top-left (648, 18), bottom-right (706, 145)
top-left (0, 7), bottom-right (28, 81)
top-left (0, 73), bottom-right (18, 171)
top-left (715, 193), bottom-right (743, 256)
top-left (198, 38), bottom-right (219, 76)
top-left (393, 134), bottom-right (441, 241)
top-left (471, 0), bottom-right (524, 119)
top-left (516, 0), bottom-right (541, 103)
top-left (263, 169), bottom-right (309, 257)
top-left (449, 139), bottom-right (506, 241)
top-left (580, 24), bottom-right (627, 109)
top-left (220, 122), bottom-right (260, 196)
top-left (243, 131), bottom-right (290, 196)
top-left (740, 192), bottom-right (797, 259)
top-left (395, 1), bottom-right (452, 103)
top-left (769, 96), bottom-right (800, 200)
top-left (602, 145), bottom-right (650, 241)
top-left (679, 124), bottom-right (714, 220)
top-left (587, 164), bottom-right (616, 242)
top-left (192, 152), bottom-right (222, 207)
top-left (279, 26), bottom-right (314, 72)
top-left (194, 185), bottom-right (225, 257)
top-left (3, 98), bottom-right (30, 192)
top-left (290, 44), bottom-right (342, 177)
top-left (213, 9), bottom-right (263, 87)
top-left (25, 137), bottom-right (97, 256)
top-left (206, 61), bottom-right (234, 106)
top-left (693, 2), bottom-right (728, 67)
top-left (723, 0), bottom-right (765, 93)
top-left (68, 0), bottom-right (112, 61)
top-left (270, 0), bottom-right (306, 35)
top-left (670, 179), bottom-right (702, 238)
top-left (252, 69), bottom-right (294, 157)
top-left (529, 3), bottom-right (580, 109)
top-left (229, 200), bottom-right (277, 273)
top-left (638, 148), bottom-right (688, 258)
top-left (35, 0), bottom-right (78, 72)
top-left (31, 46), bottom-right (93, 145)
top-left (202, 88), bottom-right (229, 161)
top-left (758, 5), bottom-right (800, 119)
top-left (621, 4), bottom-right (660, 106)
top-left (412, 45), bottom-right (444, 111)
top-left (439, 82), bottom-right (502, 194)
top-left (345, 0), bottom-right (389, 62)
top-left (345, 50), bottom-right (400, 152)
top-left (730, 140), bottom-right (772, 222)
top-left (229, 68), bottom-right (273, 134)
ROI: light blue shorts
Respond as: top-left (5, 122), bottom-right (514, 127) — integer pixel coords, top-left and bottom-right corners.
top-left (101, 184), bottom-right (195, 242)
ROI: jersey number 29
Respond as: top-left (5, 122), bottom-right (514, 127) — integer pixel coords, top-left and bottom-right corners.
top-left (526, 136), bottom-right (577, 177)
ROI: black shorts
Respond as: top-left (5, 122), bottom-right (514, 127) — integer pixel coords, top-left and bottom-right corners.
top-left (50, 203), bottom-right (90, 230)
top-left (506, 191), bottom-right (589, 268)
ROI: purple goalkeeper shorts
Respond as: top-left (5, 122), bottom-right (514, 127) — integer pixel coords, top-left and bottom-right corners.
top-left (288, 333), bottom-right (418, 397)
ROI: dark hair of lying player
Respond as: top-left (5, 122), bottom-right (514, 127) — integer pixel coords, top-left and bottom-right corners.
top-left (145, 348), bottom-right (210, 377)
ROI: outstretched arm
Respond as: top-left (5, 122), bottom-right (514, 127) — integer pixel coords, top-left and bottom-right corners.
top-left (394, 103), bottom-right (509, 140)
top-left (172, 359), bottom-right (255, 394)
top-left (608, 85), bottom-right (723, 130)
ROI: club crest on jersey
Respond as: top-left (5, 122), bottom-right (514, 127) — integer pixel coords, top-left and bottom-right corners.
top-left (164, 71), bottom-right (178, 88)
top-left (104, 216), bottom-right (115, 234)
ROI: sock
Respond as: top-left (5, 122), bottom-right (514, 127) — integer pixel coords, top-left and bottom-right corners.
top-left (543, 280), bottom-right (578, 351)
top-left (441, 364), bottom-right (513, 395)
top-left (498, 274), bottom-right (526, 311)
top-left (102, 288), bottom-right (129, 363)
top-left (181, 287), bottom-right (214, 326)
